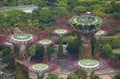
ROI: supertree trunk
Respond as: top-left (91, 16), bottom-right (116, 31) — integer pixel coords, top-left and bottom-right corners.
top-left (43, 46), bottom-right (48, 64)
top-left (10, 46), bottom-right (15, 61)
top-left (18, 44), bottom-right (29, 60)
top-left (58, 37), bottom-right (63, 58)
top-left (77, 33), bottom-right (92, 59)
top-left (93, 39), bottom-right (100, 59)
top-left (9, 46), bottom-right (16, 70)
top-left (81, 39), bottom-right (92, 59)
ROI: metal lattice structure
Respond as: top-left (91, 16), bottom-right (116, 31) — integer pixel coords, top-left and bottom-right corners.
top-left (69, 15), bottom-right (103, 59)
top-left (10, 33), bottom-right (33, 59)
top-left (78, 59), bottom-right (99, 79)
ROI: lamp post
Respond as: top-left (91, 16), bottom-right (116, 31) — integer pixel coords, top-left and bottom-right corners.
top-left (53, 29), bottom-right (68, 58)
top-left (31, 63), bottom-right (48, 79)
top-left (39, 39), bottom-right (52, 64)
top-left (78, 59), bottom-right (99, 79)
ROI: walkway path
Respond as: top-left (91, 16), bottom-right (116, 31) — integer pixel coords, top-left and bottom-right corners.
top-left (95, 67), bottom-right (117, 79)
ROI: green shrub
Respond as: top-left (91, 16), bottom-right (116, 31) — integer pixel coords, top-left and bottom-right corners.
top-left (72, 6), bottom-right (87, 13)
top-left (66, 38), bottom-right (79, 54)
top-left (99, 38), bottom-right (120, 49)
top-left (112, 53), bottom-right (120, 60)
top-left (67, 74), bottom-right (82, 79)
top-left (74, 69), bottom-right (86, 79)
top-left (101, 43), bottom-right (113, 58)
top-left (113, 74), bottom-right (120, 79)
top-left (33, 45), bottom-right (44, 59)
top-left (110, 39), bottom-right (120, 49)
top-left (0, 51), bottom-right (2, 58)
top-left (47, 74), bottom-right (59, 79)
top-left (15, 64), bottom-right (30, 79)
top-left (113, 26), bottom-right (120, 34)
top-left (47, 46), bottom-right (55, 59)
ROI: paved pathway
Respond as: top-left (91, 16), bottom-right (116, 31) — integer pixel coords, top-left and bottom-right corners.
top-left (95, 67), bottom-right (117, 79)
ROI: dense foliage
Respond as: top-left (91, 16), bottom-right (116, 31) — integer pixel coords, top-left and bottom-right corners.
top-left (66, 38), bottom-right (79, 54)
top-left (0, 45), bottom-right (15, 72)
top-left (67, 74), bottom-right (81, 79)
top-left (0, 7), bottom-right (68, 29)
top-left (101, 43), bottom-right (113, 58)
top-left (0, 0), bottom-right (45, 6)
top-left (100, 33), bottom-right (120, 49)
top-left (47, 74), bottom-right (59, 79)
top-left (15, 64), bottom-right (30, 79)
top-left (113, 74), bottom-right (120, 79)
top-left (30, 45), bottom-right (54, 61)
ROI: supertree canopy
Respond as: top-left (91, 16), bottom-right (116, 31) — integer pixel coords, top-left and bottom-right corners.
top-left (11, 33), bottom-right (33, 43)
top-left (69, 15), bottom-right (103, 30)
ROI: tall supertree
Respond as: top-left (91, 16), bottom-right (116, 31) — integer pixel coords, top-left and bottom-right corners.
top-left (69, 15), bottom-right (103, 59)
top-left (39, 39), bottom-right (52, 64)
top-left (53, 29), bottom-right (68, 58)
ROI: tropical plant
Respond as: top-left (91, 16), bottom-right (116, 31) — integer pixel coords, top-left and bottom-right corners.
top-left (14, 64), bottom-right (30, 79)
top-left (67, 73), bottom-right (82, 79)
top-left (74, 69), bottom-right (86, 79)
top-left (66, 38), bottom-right (79, 54)
top-left (47, 74), bottom-right (59, 79)
top-left (113, 74), bottom-right (120, 79)
top-left (101, 43), bottom-right (113, 58)
top-left (72, 6), bottom-right (87, 13)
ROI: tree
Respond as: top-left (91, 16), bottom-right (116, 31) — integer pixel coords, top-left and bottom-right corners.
top-left (72, 6), bottom-right (87, 13)
top-left (110, 39), bottom-right (120, 49)
top-left (28, 44), bottom-right (36, 58)
top-left (33, 46), bottom-right (44, 60)
top-left (66, 38), bottom-right (79, 54)
top-left (14, 64), bottom-right (30, 79)
top-left (91, 4), bottom-right (105, 12)
top-left (38, 8), bottom-right (54, 28)
top-left (57, 0), bottom-right (67, 7)
top-left (31, 0), bottom-right (46, 6)
top-left (67, 0), bottom-right (78, 11)
top-left (47, 46), bottom-right (55, 59)
top-left (111, 12), bottom-right (120, 21)
top-left (49, 7), bottom-right (69, 17)
top-left (109, 2), bottom-right (120, 21)
top-left (45, 0), bottom-right (57, 3)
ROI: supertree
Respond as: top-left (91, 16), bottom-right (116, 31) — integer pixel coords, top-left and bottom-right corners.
top-left (10, 33), bottom-right (33, 60)
top-left (31, 63), bottom-right (48, 79)
top-left (39, 39), bottom-right (53, 64)
top-left (78, 59), bottom-right (99, 79)
top-left (69, 15), bottom-right (103, 59)
top-left (53, 29), bottom-right (68, 58)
